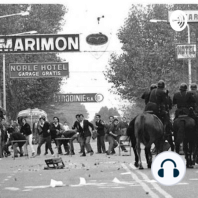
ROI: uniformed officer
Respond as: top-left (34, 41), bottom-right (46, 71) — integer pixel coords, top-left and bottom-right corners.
top-left (145, 80), bottom-right (168, 123)
top-left (173, 83), bottom-right (196, 119)
top-left (141, 84), bottom-right (157, 105)
top-left (190, 83), bottom-right (198, 114)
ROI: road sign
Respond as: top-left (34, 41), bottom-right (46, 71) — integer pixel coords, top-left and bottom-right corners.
top-left (175, 44), bottom-right (196, 59)
top-left (9, 62), bottom-right (69, 78)
top-left (86, 33), bottom-right (108, 45)
top-left (169, 10), bottom-right (198, 23)
top-left (169, 10), bottom-right (187, 31)
top-left (0, 34), bottom-right (80, 53)
top-left (54, 93), bottom-right (104, 103)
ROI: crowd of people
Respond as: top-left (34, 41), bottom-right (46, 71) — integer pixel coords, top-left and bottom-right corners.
top-left (0, 113), bottom-right (130, 158)
top-left (1, 79), bottom-right (198, 160)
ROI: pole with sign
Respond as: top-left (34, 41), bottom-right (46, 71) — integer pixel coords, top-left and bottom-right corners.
top-left (176, 44), bottom-right (196, 59)
top-left (54, 93), bottom-right (104, 103)
top-left (9, 62), bottom-right (69, 78)
top-left (169, 10), bottom-right (193, 89)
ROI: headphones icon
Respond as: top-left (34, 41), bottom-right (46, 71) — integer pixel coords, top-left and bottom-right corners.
top-left (158, 159), bottom-right (180, 178)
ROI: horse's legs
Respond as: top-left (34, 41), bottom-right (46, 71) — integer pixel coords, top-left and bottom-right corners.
top-left (175, 144), bottom-right (180, 154)
top-left (154, 138), bottom-right (164, 154)
top-left (136, 140), bottom-right (143, 169)
top-left (133, 146), bottom-right (139, 168)
top-left (189, 140), bottom-right (195, 167)
top-left (167, 135), bottom-right (175, 151)
top-left (145, 147), bottom-right (152, 168)
top-left (184, 139), bottom-right (193, 168)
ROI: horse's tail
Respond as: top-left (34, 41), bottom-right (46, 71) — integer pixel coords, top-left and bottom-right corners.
top-left (139, 114), bottom-right (146, 144)
top-left (175, 120), bottom-right (185, 145)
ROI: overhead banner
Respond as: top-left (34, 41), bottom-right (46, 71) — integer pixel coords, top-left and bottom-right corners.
top-left (0, 34), bottom-right (80, 53)
top-left (9, 62), bottom-right (69, 78)
top-left (54, 93), bottom-right (104, 103)
top-left (176, 44), bottom-right (196, 59)
top-left (169, 10), bottom-right (198, 23)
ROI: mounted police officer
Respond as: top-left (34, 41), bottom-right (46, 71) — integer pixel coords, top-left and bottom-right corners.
top-left (190, 83), bottom-right (198, 114)
top-left (141, 84), bottom-right (157, 105)
top-left (173, 83), bottom-right (196, 118)
top-left (190, 83), bottom-right (198, 164)
top-left (145, 80), bottom-right (168, 124)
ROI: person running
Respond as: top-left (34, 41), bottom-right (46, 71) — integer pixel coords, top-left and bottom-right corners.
top-left (95, 114), bottom-right (106, 154)
top-left (105, 116), bottom-right (118, 155)
top-left (78, 114), bottom-right (94, 157)
top-left (20, 118), bottom-right (35, 157)
top-left (6, 131), bottom-right (26, 158)
top-left (72, 114), bottom-right (83, 153)
top-left (35, 116), bottom-right (54, 157)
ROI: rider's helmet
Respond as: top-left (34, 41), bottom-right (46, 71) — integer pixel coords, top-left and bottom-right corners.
top-left (190, 83), bottom-right (197, 90)
top-left (179, 83), bottom-right (188, 91)
top-left (157, 80), bottom-right (165, 89)
top-left (150, 84), bottom-right (157, 90)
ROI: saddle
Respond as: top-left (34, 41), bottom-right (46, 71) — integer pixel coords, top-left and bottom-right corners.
top-left (178, 115), bottom-right (188, 118)
top-left (145, 111), bottom-right (163, 126)
top-left (145, 110), bottom-right (154, 114)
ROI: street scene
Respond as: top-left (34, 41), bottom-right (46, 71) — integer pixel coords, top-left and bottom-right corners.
top-left (1, 1), bottom-right (198, 197)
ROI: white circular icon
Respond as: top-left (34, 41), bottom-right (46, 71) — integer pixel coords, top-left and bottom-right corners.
top-left (151, 151), bottom-right (186, 186)
top-left (170, 10), bottom-right (187, 31)
top-left (95, 93), bottom-right (104, 102)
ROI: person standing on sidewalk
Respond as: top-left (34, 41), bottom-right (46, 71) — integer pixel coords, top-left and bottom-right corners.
top-left (78, 114), bottom-right (94, 157)
top-left (20, 118), bottom-right (35, 157)
top-left (95, 115), bottom-right (106, 154)
top-left (35, 116), bottom-right (54, 157)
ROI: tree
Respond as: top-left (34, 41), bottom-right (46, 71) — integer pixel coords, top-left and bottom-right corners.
top-left (120, 103), bottom-right (143, 120)
top-left (92, 106), bottom-right (121, 123)
top-left (0, 4), bottom-right (67, 119)
top-left (104, 4), bottom-right (198, 105)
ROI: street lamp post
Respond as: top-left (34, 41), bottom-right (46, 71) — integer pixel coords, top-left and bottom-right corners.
top-left (150, 19), bottom-right (192, 89)
top-left (0, 10), bottom-right (30, 110)
top-left (187, 24), bottom-right (192, 89)
top-left (2, 31), bottom-right (37, 111)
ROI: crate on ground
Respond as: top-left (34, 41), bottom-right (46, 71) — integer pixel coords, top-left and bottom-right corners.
top-left (44, 157), bottom-right (65, 170)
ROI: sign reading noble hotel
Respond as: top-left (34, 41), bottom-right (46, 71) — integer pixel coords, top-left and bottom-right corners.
top-left (176, 44), bottom-right (196, 59)
top-left (9, 62), bottom-right (69, 78)
top-left (54, 93), bottom-right (104, 103)
top-left (0, 34), bottom-right (80, 53)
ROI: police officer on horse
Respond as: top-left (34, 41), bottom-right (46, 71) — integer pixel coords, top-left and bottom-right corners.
top-left (173, 83), bottom-right (196, 118)
top-left (145, 80), bottom-right (169, 126)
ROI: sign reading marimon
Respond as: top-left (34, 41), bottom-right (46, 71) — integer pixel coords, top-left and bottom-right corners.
top-left (9, 62), bottom-right (69, 78)
top-left (176, 44), bottom-right (196, 59)
top-left (0, 34), bottom-right (79, 53)
top-left (54, 93), bottom-right (104, 103)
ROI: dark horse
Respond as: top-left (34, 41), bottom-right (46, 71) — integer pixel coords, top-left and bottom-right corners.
top-left (173, 115), bottom-right (196, 168)
top-left (127, 112), bottom-right (164, 169)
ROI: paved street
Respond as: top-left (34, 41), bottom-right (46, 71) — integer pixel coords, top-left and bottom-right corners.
top-left (1, 142), bottom-right (198, 198)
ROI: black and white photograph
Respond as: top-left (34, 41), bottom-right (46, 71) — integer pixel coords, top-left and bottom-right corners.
top-left (1, 0), bottom-right (198, 197)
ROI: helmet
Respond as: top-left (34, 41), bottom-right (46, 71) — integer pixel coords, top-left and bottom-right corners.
top-left (157, 80), bottom-right (165, 88)
top-left (179, 83), bottom-right (187, 91)
top-left (150, 84), bottom-right (157, 90)
top-left (190, 83), bottom-right (197, 90)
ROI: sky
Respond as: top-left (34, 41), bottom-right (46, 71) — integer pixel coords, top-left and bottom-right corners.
top-left (58, 0), bottom-right (133, 119)
top-left (55, 0), bottom-right (198, 119)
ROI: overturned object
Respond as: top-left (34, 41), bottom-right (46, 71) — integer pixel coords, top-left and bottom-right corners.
top-left (50, 179), bottom-right (65, 187)
top-left (44, 158), bottom-right (65, 170)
